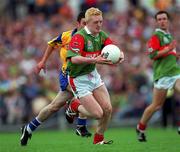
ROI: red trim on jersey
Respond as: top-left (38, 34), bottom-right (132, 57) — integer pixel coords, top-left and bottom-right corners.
top-left (148, 35), bottom-right (177, 60)
top-left (69, 77), bottom-right (76, 91)
top-left (81, 50), bottom-right (101, 58)
top-left (163, 52), bottom-right (177, 57)
top-left (147, 35), bottom-right (160, 55)
top-left (104, 37), bottom-right (113, 46)
top-left (69, 34), bottom-right (113, 58)
top-left (69, 34), bottom-right (85, 53)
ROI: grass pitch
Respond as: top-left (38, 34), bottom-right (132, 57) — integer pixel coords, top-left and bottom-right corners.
top-left (0, 128), bottom-right (180, 152)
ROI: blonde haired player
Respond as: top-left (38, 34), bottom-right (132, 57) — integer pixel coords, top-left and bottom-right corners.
top-left (66, 7), bottom-right (124, 144)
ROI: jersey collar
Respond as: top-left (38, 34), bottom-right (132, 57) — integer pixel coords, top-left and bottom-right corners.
top-left (84, 26), bottom-right (99, 37)
top-left (155, 28), bottom-right (169, 34)
top-left (84, 26), bottom-right (91, 34)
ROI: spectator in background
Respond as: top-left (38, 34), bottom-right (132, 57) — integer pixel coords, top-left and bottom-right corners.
top-left (80, 0), bottom-right (97, 12)
top-left (155, 0), bottom-right (173, 10)
top-left (58, 0), bottom-right (73, 20)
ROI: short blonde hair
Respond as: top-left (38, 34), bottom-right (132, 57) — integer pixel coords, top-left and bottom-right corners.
top-left (85, 7), bottom-right (102, 22)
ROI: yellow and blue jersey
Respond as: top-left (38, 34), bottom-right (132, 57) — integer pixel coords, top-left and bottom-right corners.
top-left (48, 28), bottom-right (77, 91)
top-left (48, 28), bottom-right (78, 74)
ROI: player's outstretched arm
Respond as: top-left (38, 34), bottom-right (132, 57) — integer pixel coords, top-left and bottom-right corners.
top-left (35, 45), bottom-right (54, 74)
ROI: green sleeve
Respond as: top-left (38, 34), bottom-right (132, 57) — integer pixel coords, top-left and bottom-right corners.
top-left (67, 50), bottom-right (80, 59)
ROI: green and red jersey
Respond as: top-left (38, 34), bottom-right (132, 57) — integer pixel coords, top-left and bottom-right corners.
top-left (67, 26), bottom-right (112, 77)
top-left (147, 28), bottom-right (180, 81)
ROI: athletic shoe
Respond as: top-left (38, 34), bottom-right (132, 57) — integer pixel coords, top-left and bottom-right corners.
top-left (94, 140), bottom-right (113, 145)
top-left (65, 99), bottom-right (80, 124)
top-left (65, 106), bottom-right (77, 124)
top-left (93, 133), bottom-right (113, 144)
top-left (76, 125), bottom-right (92, 137)
top-left (20, 125), bottom-right (32, 146)
top-left (136, 128), bottom-right (146, 142)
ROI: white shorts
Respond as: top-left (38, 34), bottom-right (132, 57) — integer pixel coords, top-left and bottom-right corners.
top-left (68, 69), bottom-right (104, 98)
top-left (154, 74), bottom-right (180, 89)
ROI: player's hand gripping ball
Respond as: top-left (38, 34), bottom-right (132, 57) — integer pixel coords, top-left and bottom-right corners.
top-left (101, 44), bottom-right (123, 64)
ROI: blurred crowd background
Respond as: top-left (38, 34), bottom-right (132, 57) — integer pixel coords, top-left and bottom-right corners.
top-left (0, 0), bottom-right (180, 131)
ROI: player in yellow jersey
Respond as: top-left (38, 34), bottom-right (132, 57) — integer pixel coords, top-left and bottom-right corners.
top-left (20, 12), bottom-right (91, 146)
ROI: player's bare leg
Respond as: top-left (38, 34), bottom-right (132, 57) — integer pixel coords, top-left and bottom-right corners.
top-left (65, 97), bottom-right (96, 119)
top-left (137, 88), bottom-right (167, 142)
top-left (65, 85), bottom-right (92, 137)
top-left (93, 85), bottom-right (112, 133)
top-left (92, 84), bottom-right (113, 144)
top-left (79, 95), bottom-right (104, 119)
top-left (174, 79), bottom-right (180, 93)
top-left (72, 85), bottom-right (113, 144)
top-left (20, 91), bottom-right (72, 146)
top-left (140, 88), bottom-right (167, 124)
top-left (37, 91), bottom-right (72, 121)
top-left (66, 94), bottom-right (106, 139)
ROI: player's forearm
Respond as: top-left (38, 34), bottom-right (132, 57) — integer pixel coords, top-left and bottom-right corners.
top-left (155, 47), bottom-right (173, 58)
top-left (41, 45), bottom-right (54, 63)
top-left (71, 56), bottom-right (96, 64)
top-left (154, 40), bottom-right (176, 59)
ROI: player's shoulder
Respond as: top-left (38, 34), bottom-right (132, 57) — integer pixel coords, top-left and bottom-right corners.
top-left (62, 30), bottom-right (73, 38)
top-left (74, 28), bottom-right (85, 36)
top-left (99, 30), bottom-right (109, 38)
top-left (148, 29), bottom-right (161, 42)
top-left (149, 34), bottom-right (158, 40)
top-left (147, 34), bottom-right (159, 45)
top-left (63, 28), bottom-right (78, 36)
top-left (61, 29), bottom-right (78, 43)
top-left (153, 28), bottom-right (167, 39)
top-left (100, 30), bottom-right (107, 34)
top-left (72, 29), bottom-right (86, 40)
top-left (153, 32), bottom-right (161, 38)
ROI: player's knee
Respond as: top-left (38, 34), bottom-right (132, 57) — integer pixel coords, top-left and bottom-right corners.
top-left (93, 110), bottom-right (103, 119)
top-left (151, 103), bottom-right (162, 111)
top-left (175, 82), bottom-right (180, 93)
top-left (155, 105), bottom-right (162, 111)
top-left (104, 105), bottom-right (112, 116)
top-left (174, 79), bottom-right (180, 90)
